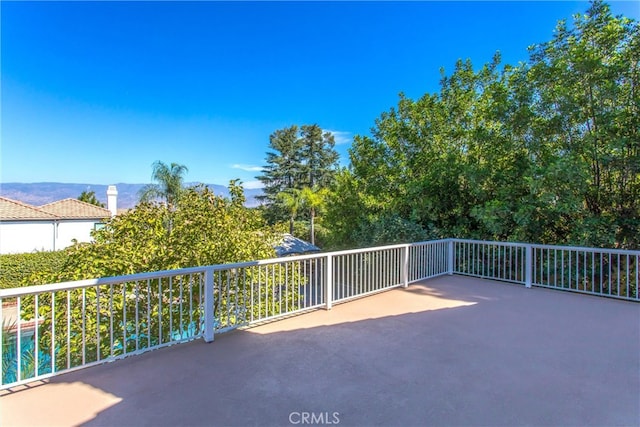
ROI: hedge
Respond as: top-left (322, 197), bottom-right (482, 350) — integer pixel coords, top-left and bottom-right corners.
top-left (0, 251), bottom-right (68, 289)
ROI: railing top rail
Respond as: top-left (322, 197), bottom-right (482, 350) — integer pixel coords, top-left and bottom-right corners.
top-left (208, 252), bottom-right (325, 270)
top-left (2, 238), bottom-right (635, 299)
top-left (1, 240), bottom-right (453, 298)
top-left (530, 243), bottom-right (640, 256)
top-left (409, 239), bottom-right (451, 246)
top-left (206, 243), bottom-right (418, 271)
top-left (451, 238), bottom-right (530, 248)
top-left (0, 265), bottom-right (209, 298)
top-left (451, 238), bottom-right (639, 256)
top-left (328, 240), bottom-right (448, 257)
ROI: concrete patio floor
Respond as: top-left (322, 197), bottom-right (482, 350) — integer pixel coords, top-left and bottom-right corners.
top-left (1, 275), bottom-right (639, 427)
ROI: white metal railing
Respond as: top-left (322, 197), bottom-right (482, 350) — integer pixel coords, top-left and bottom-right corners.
top-left (452, 239), bottom-right (640, 301)
top-left (208, 253), bottom-right (328, 333)
top-left (531, 244), bottom-right (639, 300)
top-left (409, 240), bottom-right (450, 283)
top-left (209, 240), bottom-right (450, 329)
top-left (0, 267), bottom-right (208, 389)
top-left (1, 238), bottom-right (636, 389)
top-left (0, 240), bottom-right (448, 388)
top-left (452, 239), bottom-right (527, 284)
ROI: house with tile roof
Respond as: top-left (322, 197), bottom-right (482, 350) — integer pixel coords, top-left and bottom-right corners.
top-left (0, 189), bottom-right (116, 254)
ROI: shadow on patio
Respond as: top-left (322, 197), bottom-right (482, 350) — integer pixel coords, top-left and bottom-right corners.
top-left (1, 275), bottom-right (638, 426)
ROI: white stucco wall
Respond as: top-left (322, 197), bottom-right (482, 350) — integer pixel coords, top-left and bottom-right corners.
top-left (0, 219), bottom-right (103, 254)
top-left (56, 220), bottom-right (101, 249)
top-left (0, 221), bottom-right (56, 254)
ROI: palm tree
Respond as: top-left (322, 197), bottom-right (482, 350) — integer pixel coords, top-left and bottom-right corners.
top-left (277, 188), bottom-right (304, 235)
top-left (300, 186), bottom-right (328, 245)
top-left (138, 161), bottom-right (189, 209)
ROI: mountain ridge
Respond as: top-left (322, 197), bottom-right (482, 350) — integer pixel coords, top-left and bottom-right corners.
top-left (0, 182), bottom-right (263, 209)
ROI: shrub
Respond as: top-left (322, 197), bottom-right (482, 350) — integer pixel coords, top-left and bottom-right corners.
top-left (14, 184), bottom-right (294, 371)
top-left (351, 214), bottom-right (434, 247)
top-left (0, 251), bottom-right (68, 289)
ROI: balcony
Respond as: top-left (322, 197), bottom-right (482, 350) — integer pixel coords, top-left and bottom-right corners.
top-left (1, 239), bottom-right (639, 426)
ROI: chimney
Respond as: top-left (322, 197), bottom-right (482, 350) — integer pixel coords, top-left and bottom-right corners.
top-left (107, 185), bottom-right (118, 217)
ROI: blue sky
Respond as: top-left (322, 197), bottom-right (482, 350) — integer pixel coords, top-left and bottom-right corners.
top-left (2, 1), bottom-right (638, 188)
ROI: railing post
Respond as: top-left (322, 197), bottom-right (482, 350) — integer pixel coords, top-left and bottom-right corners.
top-left (325, 254), bottom-right (333, 310)
top-left (203, 268), bottom-right (215, 342)
top-left (447, 239), bottom-right (455, 275)
top-left (403, 245), bottom-right (410, 287)
top-left (525, 245), bottom-right (532, 288)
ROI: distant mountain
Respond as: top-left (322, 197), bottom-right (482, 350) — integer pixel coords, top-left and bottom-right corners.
top-left (0, 182), bottom-right (264, 209)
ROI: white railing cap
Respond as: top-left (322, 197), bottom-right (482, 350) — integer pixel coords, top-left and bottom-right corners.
top-left (0, 240), bottom-right (450, 298)
top-left (2, 238), bottom-right (634, 299)
top-left (0, 265), bottom-right (209, 298)
top-left (451, 238), bottom-right (640, 255)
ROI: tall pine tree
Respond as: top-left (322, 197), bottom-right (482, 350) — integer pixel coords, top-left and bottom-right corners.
top-left (257, 126), bottom-right (304, 206)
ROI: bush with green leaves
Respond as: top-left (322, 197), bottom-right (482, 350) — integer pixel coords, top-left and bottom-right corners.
top-left (16, 183), bottom-right (303, 372)
top-left (0, 251), bottom-right (68, 290)
top-left (326, 2), bottom-right (639, 249)
top-left (50, 183), bottom-right (277, 279)
top-left (351, 214), bottom-right (434, 248)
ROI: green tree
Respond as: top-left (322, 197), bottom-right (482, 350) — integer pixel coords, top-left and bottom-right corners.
top-left (527, 0), bottom-right (639, 247)
top-left (21, 183), bottom-right (292, 370)
top-left (78, 190), bottom-right (104, 207)
top-left (138, 161), bottom-right (189, 209)
top-left (336, 56), bottom-right (523, 243)
top-left (257, 126), bottom-right (304, 209)
top-left (64, 184), bottom-right (275, 277)
top-left (323, 168), bottom-right (369, 248)
top-left (352, 214), bottom-right (432, 247)
top-left (327, 1), bottom-right (638, 250)
top-left (299, 124), bottom-right (339, 188)
top-left (276, 188), bottom-right (304, 235)
top-left (300, 186), bottom-right (329, 245)
top-left (257, 125), bottom-right (339, 238)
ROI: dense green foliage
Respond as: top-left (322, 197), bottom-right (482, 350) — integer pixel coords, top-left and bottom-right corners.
top-left (0, 251), bottom-right (68, 289)
top-left (351, 214), bottom-right (433, 248)
top-left (12, 183), bottom-right (287, 372)
top-left (326, 1), bottom-right (639, 249)
top-left (257, 124), bottom-right (339, 244)
top-left (34, 183), bottom-right (276, 283)
top-left (258, 124), bottom-right (339, 199)
top-left (77, 190), bottom-right (104, 207)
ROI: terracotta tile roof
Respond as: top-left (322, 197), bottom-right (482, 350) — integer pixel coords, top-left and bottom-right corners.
top-left (40, 199), bottom-right (111, 219)
top-left (0, 197), bottom-right (110, 220)
top-left (0, 197), bottom-right (59, 220)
